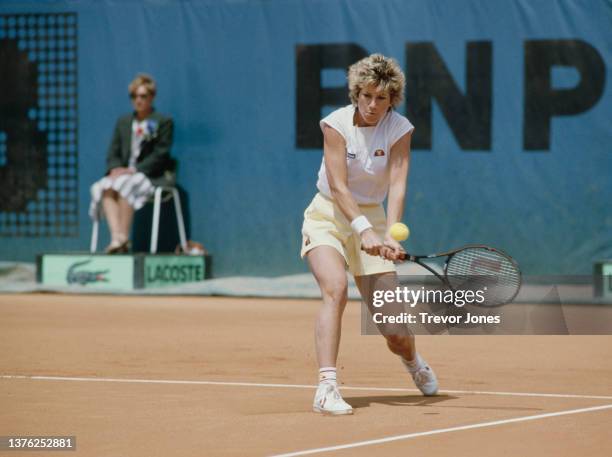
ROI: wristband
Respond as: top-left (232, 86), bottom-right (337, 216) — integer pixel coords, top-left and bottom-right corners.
top-left (350, 215), bottom-right (373, 235)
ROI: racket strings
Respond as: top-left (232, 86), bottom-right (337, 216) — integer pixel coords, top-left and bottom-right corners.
top-left (445, 248), bottom-right (521, 305)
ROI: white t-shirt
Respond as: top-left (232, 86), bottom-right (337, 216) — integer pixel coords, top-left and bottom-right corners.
top-left (316, 105), bottom-right (414, 205)
top-left (129, 119), bottom-right (148, 168)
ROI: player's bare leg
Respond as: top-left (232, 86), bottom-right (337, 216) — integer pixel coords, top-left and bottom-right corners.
top-left (307, 245), bottom-right (353, 414)
top-left (355, 272), bottom-right (438, 396)
top-left (307, 246), bottom-right (348, 368)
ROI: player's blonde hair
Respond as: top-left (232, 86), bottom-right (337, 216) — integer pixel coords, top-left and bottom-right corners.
top-left (348, 54), bottom-right (405, 108)
top-left (128, 73), bottom-right (157, 97)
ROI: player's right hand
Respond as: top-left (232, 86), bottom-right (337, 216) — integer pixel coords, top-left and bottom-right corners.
top-left (360, 228), bottom-right (384, 256)
top-left (381, 236), bottom-right (405, 261)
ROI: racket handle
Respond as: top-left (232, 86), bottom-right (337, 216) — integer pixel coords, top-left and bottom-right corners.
top-left (397, 252), bottom-right (414, 262)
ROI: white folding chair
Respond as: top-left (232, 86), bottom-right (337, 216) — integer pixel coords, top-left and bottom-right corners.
top-left (90, 186), bottom-right (188, 254)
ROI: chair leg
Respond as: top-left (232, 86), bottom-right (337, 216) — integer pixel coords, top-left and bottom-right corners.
top-left (90, 218), bottom-right (99, 253)
top-left (171, 188), bottom-right (189, 253)
top-left (150, 187), bottom-right (164, 254)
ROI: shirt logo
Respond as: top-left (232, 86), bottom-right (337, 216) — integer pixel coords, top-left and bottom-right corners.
top-left (347, 152), bottom-right (356, 159)
top-left (374, 149), bottom-right (385, 157)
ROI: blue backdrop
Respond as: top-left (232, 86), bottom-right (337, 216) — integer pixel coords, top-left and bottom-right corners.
top-left (0, 0), bottom-right (610, 276)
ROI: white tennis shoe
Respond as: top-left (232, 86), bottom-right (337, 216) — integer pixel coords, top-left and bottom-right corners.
top-left (313, 383), bottom-right (353, 415)
top-left (405, 355), bottom-right (439, 396)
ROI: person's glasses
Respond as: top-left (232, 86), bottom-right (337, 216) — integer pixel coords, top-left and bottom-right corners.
top-left (130, 93), bottom-right (150, 99)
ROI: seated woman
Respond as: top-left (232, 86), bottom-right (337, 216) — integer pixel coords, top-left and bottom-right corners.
top-left (89, 73), bottom-right (175, 253)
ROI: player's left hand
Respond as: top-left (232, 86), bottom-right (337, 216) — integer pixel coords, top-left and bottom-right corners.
top-left (381, 236), bottom-right (405, 261)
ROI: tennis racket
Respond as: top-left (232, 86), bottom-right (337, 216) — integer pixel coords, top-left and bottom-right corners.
top-left (397, 244), bottom-right (521, 306)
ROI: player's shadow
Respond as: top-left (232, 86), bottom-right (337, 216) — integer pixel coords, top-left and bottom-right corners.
top-left (343, 394), bottom-right (456, 409)
top-left (344, 394), bottom-right (542, 412)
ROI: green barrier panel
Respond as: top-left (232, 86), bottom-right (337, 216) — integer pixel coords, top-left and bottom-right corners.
top-left (143, 255), bottom-right (206, 288)
top-left (37, 253), bottom-right (211, 290)
top-left (594, 261), bottom-right (612, 299)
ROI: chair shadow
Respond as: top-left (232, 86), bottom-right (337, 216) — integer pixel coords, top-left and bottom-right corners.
top-left (343, 394), bottom-right (457, 409)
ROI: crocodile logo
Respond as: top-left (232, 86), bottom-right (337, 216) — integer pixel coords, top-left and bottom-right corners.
top-left (66, 260), bottom-right (109, 285)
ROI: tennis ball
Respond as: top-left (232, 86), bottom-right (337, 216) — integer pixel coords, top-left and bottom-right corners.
top-left (389, 222), bottom-right (410, 241)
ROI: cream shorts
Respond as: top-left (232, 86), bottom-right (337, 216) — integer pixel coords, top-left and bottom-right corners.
top-left (300, 193), bottom-right (396, 277)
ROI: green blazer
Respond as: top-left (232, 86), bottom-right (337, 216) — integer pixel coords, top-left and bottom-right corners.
top-left (105, 110), bottom-right (176, 187)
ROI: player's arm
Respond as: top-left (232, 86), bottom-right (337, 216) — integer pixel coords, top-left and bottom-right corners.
top-left (384, 131), bottom-right (411, 260)
top-left (322, 125), bottom-right (360, 220)
top-left (323, 124), bottom-right (383, 256)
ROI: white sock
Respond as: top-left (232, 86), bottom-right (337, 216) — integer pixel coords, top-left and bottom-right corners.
top-left (401, 353), bottom-right (425, 374)
top-left (318, 367), bottom-right (337, 387)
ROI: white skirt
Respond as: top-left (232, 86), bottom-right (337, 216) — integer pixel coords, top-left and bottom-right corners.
top-left (89, 172), bottom-right (154, 220)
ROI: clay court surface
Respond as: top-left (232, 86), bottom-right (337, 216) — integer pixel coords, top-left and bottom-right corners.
top-left (1, 294), bottom-right (611, 456)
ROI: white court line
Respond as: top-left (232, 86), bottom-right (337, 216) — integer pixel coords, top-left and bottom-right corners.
top-left (2, 374), bottom-right (612, 400)
top-left (270, 403), bottom-right (612, 457)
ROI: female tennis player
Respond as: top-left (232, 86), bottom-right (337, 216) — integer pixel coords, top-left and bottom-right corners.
top-left (301, 54), bottom-right (438, 415)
